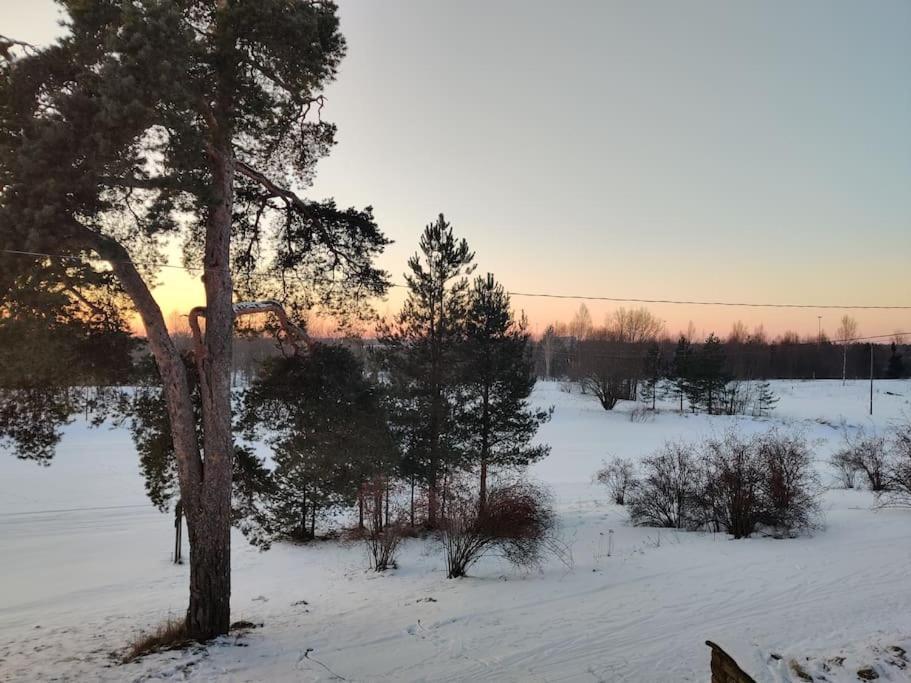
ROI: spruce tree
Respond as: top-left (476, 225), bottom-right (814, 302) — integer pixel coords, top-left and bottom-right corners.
top-left (886, 342), bottom-right (905, 379)
top-left (639, 344), bottom-right (663, 410)
top-left (689, 334), bottom-right (729, 414)
top-left (461, 274), bottom-right (551, 509)
top-left (670, 335), bottom-right (692, 412)
top-left (0, 1), bottom-right (389, 638)
top-left (239, 345), bottom-right (398, 544)
top-left (754, 380), bottom-right (779, 417)
top-left (380, 215), bottom-right (474, 527)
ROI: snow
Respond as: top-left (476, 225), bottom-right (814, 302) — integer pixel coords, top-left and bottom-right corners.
top-left (1, 380), bottom-right (910, 682)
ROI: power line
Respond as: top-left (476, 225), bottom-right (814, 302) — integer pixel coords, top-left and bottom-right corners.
top-left (4, 247), bottom-right (911, 311)
top-left (504, 289), bottom-right (911, 311)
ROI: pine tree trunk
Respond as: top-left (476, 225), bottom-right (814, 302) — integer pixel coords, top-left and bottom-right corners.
top-left (186, 127), bottom-right (236, 640)
top-left (185, 503), bottom-right (231, 638)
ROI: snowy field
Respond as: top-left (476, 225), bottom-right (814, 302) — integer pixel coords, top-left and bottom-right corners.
top-left (1, 380), bottom-right (910, 682)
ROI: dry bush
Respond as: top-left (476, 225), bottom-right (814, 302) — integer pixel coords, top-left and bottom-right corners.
top-left (702, 430), bottom-right (819, 538)
top-left (880, 424), bottom-right (911, 507)
top-left (627, 442), bottom-right (703, 530)
top-left (702, 432), bottom-right (765, 538)
top-left (756, 430), bottom-right (820, 536)
top-left (364, 518), bottom-right (406, 571)
top-left (122, 617), bottom-right (190, 663)
top-left (595, 457), bottom-right (636, 505)
top-left (629, 405), bottom-right (653, 423)
top-left (829, 450), bottom-right (860, 488)
top-left (835, 431), bottom-right (890, 491)
top-left (440, 480), bottom-right (555, 579)
top-left (629, 431), bottom-right (819, 538)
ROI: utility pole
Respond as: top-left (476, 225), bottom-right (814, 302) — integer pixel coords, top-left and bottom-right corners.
top-left (869, 343), bottom-right (874, 416)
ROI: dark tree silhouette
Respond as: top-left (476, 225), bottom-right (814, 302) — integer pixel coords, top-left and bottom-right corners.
top-left (0, 1), bottom-right (388, 639)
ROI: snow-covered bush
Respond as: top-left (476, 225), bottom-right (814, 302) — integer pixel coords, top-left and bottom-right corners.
top-left (595, 457), bottom-right (637, 505)
top-left (627, 442), bottom-right (703, 530)
top-left (440, 480), bottom-right (555, 578)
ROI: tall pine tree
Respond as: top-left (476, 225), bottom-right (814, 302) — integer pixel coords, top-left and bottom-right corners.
top-left (0, 1), bottom-right (389, 638)
top-left (461, 274), bottom-right (551, 509)
top-left (380, 215), bottom-right (474, 527)
top-left (670, 335), bottom-right (692, 412)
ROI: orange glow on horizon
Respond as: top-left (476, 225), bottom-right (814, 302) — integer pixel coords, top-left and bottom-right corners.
top-left (136, 266), bottom-right (911, 343)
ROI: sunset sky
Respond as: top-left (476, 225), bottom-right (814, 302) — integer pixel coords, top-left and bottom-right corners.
top-left (5, 0), bottom-right (910, 339)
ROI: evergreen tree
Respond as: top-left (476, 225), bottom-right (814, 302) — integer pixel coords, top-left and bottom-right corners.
top-left (754, 380), bottom-right (779, 417)
top-left (380, 215), bottom-right (474, 527)
top-left (688, 334), bottom-right (729, 414)
top-left (119, 352), bottom-right (273, 543)
top-left (239, 346), bottom-right (398, 544)
top-left (0, 2), bottom-right (389, 638)
top-left (461, 274), bottom-right (551, 509)
top-left (670, 335), bottom-right (693, 412)
top-left (886, 342), bottom-right (906, 379)
top-left (639, 344), bottom-right (663, 410)
top-left (0, 267), bottom-right (136, 462)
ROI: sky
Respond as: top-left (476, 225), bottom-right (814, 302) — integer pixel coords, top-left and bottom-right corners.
top-left (3, 0), bottom-right (910, 339)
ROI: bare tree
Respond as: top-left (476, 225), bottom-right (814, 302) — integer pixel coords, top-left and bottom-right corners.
top-left (596, 457), bottom-right (637, 505)
top-left (836, 315), bottom-right (859, 385)
top-left (569, 304), bottom-right (594, 342)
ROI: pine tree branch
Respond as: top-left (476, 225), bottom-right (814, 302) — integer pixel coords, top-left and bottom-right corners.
top-left (71, 225), bottom-right (204, 498)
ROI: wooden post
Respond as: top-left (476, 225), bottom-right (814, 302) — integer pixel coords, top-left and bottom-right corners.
top-left (173, 499), bottom-right (183, 564)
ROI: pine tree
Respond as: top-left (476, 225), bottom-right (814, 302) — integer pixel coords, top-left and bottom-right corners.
top-left (461, 274), bottom-right (551, 509)
top-left (886, 342), bottom-right (906, 379)
top-left (380, 215), bottom-right (475, 527)
top-left (239, 345), bottom-right (398, 544)
top-left (689, 334), bottom-right (729, 414)
top-left (639, 344), bottom-right (663, 410)
top-left (0, 2), bottom-right (389, 638)
top-left (754, 380), bottom-right (779, 417)
top-left (670, 336), bottom-right (692, 412)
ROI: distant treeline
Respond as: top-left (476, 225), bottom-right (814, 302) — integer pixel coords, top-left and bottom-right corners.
top-left (530, 306), bottom-right (909, 382)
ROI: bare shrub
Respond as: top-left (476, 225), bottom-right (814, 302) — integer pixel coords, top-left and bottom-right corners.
top-left (627, 442), bottom-right (703, 529)
top-left (358, 479), bottom-right (407, 571)
top-left (595, 457), bottom-right (636, 505)
top-left (630, 431), bottom-right (820, 538)
top-left (755, 430), bottom-right (820, 536)
top-left (880, 424), bottom-right (911, 507)
top-left (629, 405), bottom-right (654, 423)
top-left (440, 481), bottom-right (555, 579)
top-left (836, 431), bottom-right (890, 491)
top-left (122, 617), bottom-right (189, 663)
top-left (702, 432), bottom-right (765, 538)
top-left (364, 519), bottom-right (406, 572)
top-left (829, 450), bottom-right (860, 489)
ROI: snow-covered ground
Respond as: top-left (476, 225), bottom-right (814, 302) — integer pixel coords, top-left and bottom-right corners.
top-left (1, 380), bottom-right (910, 682)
